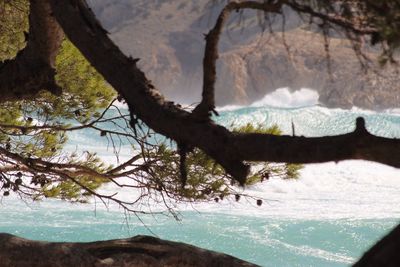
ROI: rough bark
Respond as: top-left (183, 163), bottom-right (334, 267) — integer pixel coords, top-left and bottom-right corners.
top-left (0, 233), bottom-right (258, 267)
top-left (0, 0), bottom-right (63, 102)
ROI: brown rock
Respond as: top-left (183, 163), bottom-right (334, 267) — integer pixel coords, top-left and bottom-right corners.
top-left (0, 233), bottom-right (259, 267)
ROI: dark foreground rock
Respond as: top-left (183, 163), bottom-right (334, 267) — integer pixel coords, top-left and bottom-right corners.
top-left (354, 223), bottom-right (400, 267)
top-left (0, 234), bottom-right (259, 267)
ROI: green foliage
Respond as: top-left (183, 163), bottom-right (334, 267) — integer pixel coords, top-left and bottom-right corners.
top-left (233, 123), bottom-right (282, 135)
top-left (146, 143), bottom-right (229, 201)
top-left (0, 37), bottom-right (115, 153)
top-left (54, 40), bottom-right (115, 122)
top-left (0, 1), bottom-right (116, 202)
top-left (41, 152), bottom-right (111, 202)
top-left (22, 39), bottom-right (116, 200)
top-left (144, 123), bottom-right (303, 202)
top-left (0, 0), bottom-right (28, 61)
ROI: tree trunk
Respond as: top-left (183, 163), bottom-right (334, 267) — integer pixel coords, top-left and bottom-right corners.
top-left (0, 0), bottom-right (63, 102)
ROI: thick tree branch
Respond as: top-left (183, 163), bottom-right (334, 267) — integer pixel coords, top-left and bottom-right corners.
top-left (0, 0), bottom-right (63, 102)
top-left (49, 0), bottom-right (250, 184)
top-left (233, 117), bottom-right (400, 167)
top-left (47, 0), bottom-right (400, 185)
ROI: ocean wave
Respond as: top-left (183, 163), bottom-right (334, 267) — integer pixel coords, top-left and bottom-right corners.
top-left (215, 104), bottom-right (400, 138)
top-left (250, 87), bottom-right (320, 108)
top-left (216, 87), bottom-right (320, 111)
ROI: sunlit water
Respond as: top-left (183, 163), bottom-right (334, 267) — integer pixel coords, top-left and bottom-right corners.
top-left (1, 88), bottom-right (400, 266)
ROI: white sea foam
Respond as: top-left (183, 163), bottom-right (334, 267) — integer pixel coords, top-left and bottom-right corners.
top-left (112, 100), bottom-right (128, 109)
top-left (82, 158), bottom-right (400, 220)
top-left (216, 104), bottom-right (245, 112)
top-left (384, 108), bottom-right (400, 115)
top-left (262, 237), bottom-right (355, 264)
top-left (191, 160), bottom-right (400, 220)
top-left (250, 87), bottom-right (320, 108)
top-left (216, 103), bottom-right (400, 138)
top-left (216, 87), bottom-right (320, 111)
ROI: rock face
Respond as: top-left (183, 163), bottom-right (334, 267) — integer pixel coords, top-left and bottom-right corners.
top-left (88, 0), bottom-right (400, 109)
top-left (215, 29), bottom-right (400, 109)
top-left (0, 233), bottom-right (259, 267)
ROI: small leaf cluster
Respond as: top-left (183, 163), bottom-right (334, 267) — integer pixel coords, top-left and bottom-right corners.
top-left (0, 0), bottom-right (28, 61)
top-left (40, 152), bottom-right (111, 202)
top-left (143, 123), bottom-right (303, 202)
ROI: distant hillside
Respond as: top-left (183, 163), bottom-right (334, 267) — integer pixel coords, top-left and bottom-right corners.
top-left (88, 0), bottom-right (400, 109)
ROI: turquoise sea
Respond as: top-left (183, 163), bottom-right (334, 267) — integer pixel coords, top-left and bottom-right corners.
top-left (1, 88), bottom-right (400, 266)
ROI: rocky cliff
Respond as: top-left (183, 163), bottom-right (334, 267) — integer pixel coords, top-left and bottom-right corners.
top-left (215, 29), bottom-right (400, 109)
top-left (88, 0), bottom-right (400, 109)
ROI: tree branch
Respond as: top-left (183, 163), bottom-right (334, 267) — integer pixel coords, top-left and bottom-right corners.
top-left (193, 1), bottom-right (284, 118)
top-left (47, 0), bottom-right (400, 185)
top-left (285, 1), bottom-right (377, 35)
